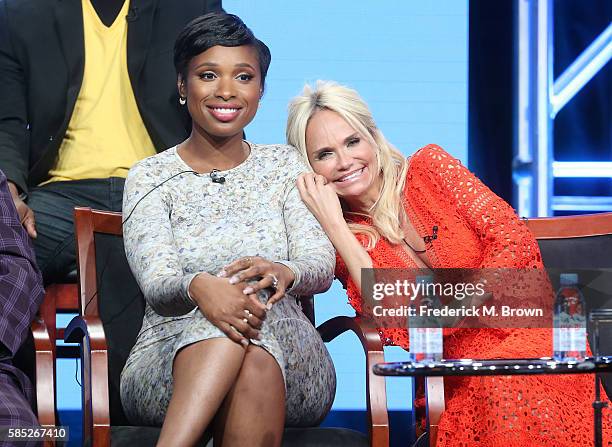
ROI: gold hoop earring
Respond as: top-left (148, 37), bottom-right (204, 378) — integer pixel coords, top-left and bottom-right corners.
top-left (179, 97), bottom-right (186, 105)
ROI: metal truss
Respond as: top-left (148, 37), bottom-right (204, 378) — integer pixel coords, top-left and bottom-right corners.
top-left (514, 0), bottom-right (612, 216)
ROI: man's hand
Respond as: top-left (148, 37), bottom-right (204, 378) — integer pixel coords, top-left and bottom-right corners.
top-left (7, 182), bottom-right (36, 238)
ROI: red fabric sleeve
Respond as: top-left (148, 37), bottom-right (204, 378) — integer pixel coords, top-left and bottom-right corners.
top-left (411, 144), bottom-right (542, 269)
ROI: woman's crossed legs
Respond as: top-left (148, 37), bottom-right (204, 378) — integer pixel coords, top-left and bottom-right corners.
top-left (157, 338), bottom-right (285, 447)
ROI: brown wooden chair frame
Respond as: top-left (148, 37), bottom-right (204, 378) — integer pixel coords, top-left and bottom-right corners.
top-left (31, 299), bottom-right (55, 428)
top-left (26, 310), bottom-right (55, 447)
top-left (424, 212), bottom-right (612, 446)
top-left (64, 207), bottom-right (391, 447)
top-left (29, 282), bottom-right (79, 446)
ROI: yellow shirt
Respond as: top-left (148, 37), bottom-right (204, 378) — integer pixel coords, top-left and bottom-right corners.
top-left (45, 0), bottom-right (156, 184)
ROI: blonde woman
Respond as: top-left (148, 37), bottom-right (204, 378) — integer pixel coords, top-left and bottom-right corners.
top-left (286, 81), bottom-right (611, 447)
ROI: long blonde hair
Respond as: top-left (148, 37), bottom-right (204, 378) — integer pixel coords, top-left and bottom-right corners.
top-left (286, 81), bottom-right (408, 249)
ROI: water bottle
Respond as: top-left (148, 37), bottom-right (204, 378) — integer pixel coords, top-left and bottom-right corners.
top-left (409, 275), bottom-right (443, 363)
top-left (553, 273), bottom-right (587, 361)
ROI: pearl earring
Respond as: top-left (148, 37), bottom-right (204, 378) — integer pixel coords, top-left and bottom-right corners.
top-left (179, 97), bottom-right (186, 105)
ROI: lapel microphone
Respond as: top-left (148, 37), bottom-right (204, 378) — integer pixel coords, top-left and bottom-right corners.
top-left (423, 225), bottom-right (439, 244)
top-left (210, 169), bottom-right (226, 184)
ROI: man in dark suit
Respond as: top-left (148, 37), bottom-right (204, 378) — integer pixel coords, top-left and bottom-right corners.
top-left (0, 169), bottom-right (45, 445)
top-left (0, 0), bottom-right (222, 284)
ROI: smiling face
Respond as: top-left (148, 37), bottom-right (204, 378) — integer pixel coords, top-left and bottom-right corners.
top-left (305, 109), bottom-right (381, 207)
top-left (179, 45), bottom-right (262, 141)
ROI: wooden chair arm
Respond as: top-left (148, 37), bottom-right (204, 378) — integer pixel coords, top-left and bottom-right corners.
top-left (425, 377), bottom-right (445, 447)
top-left (65, 315), bottom-right (111, 447)
top-left (31, 318), bottom-right (56, 428)
top-left (317, 316), bottom-right (389, 447)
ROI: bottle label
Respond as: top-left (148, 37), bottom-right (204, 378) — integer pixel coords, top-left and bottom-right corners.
top-left (556, 327), bottom-right (586, 351)
top-left (409, 327), bottom-right (424, 356)
top-left (409, 327), bottom-right (443, 355)
top-left (554, 284), bottom-right (586, 354)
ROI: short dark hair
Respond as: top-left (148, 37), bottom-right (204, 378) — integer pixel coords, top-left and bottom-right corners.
top-left (174, 12), bottom-right (272, 92)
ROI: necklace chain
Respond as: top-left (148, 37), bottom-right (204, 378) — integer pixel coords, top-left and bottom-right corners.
top-left (402, 238), bottom-right (426, 254)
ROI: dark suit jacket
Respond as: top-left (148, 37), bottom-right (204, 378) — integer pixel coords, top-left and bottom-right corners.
top-left (0, 0), bottom-right (222, 193)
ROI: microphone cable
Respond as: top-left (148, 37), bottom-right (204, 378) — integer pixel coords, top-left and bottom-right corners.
top-left (121, 169), bottom-right (199, 226)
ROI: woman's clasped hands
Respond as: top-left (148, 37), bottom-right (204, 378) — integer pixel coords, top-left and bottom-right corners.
top-left (188, 270), bottom-right (267, 347)
top-left (220, 255), bottom-right (295, 308)
top-left (188, 256), bottom-right (295, 347)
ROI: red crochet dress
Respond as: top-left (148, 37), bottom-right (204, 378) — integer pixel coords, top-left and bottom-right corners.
top-left (335, 145), bottom-right (611, 446)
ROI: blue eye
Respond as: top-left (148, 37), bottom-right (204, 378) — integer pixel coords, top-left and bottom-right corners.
top-left (347, 137), bottom-right (360, 147)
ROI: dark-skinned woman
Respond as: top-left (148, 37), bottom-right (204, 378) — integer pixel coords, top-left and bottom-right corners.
top-left (119, 14), bottom-right (336, 447)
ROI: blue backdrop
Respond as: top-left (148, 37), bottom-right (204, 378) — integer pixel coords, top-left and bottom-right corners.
top-left (56, 1), bottom-right (468, 444)
top-left (222, 0), bottom-right (468, 412)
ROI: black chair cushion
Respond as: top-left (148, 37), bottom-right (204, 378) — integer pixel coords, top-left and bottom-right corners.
top-left (108, 426), bottom-right (367, 447)
top-left (94, 233), bottom-right (145, 426)
top-left (537, 234), bottom-right (612, 399)
top-left (65, 269), bottom-right (78, 283)
top-left (282, 427), bottom-right (368, 446)
top-left (109, 426), bottom-right (162, 447)
top-left (537, 235), bottom-right (612, 270)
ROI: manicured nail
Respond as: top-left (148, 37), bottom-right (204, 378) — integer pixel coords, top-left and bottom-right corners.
top-left (217, 270), bottom-right (227, 277)
top-left (229, 276), bottom-right (239, 284)
top-left (241, 339), bottom-right (248, 347)
top-left (256, 333), bottom-right (262, 340)
top-left (243, 287), bottom-right (254, 294)
top-left (266, 303), bottom-right (273, 310)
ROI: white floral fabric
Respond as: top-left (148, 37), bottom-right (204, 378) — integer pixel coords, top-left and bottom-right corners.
top-left (119, 143), bottom-right (336, 427)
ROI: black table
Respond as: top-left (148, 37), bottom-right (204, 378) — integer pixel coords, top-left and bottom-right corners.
top-left (374, 356), bottom-right (612, 447)
top-left (374, 356), bottom-right (612, 376)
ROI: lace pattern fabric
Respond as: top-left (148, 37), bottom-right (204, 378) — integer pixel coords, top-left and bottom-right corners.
top-left (120, 144), bottom-right (336, 427)
top-left (335, 145), bottom-right (611, 446)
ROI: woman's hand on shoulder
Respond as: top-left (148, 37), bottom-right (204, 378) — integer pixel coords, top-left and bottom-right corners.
top-left (220, 256), bottom-right (295, 309)
top-left (296, 173), bottom-right (345, 231)
top-left (189, 273), bottom-right (267, 347)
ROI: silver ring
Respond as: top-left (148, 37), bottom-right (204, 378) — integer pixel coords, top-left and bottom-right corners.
top-left (267, 273), bottom-right (279, 289)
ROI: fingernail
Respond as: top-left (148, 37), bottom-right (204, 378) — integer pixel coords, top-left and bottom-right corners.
top-left (217, 270), bottom-right (227, 277)
top-left (243, 287), bottom-right (254, 294)
top-left (241, 339), bottom-right (248, 347)
top-left (266, 303), bottom-right (273, 310)
top-left (256, 333), bottom-right (262, 340)
top-left (229, 276), bottom-right (239, 284)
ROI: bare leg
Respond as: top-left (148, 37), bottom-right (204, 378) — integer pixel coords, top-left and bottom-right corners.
top-left (157, 338), bottom-right (245, 447)
top-left (213, 345), bottom-right (286, 447)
